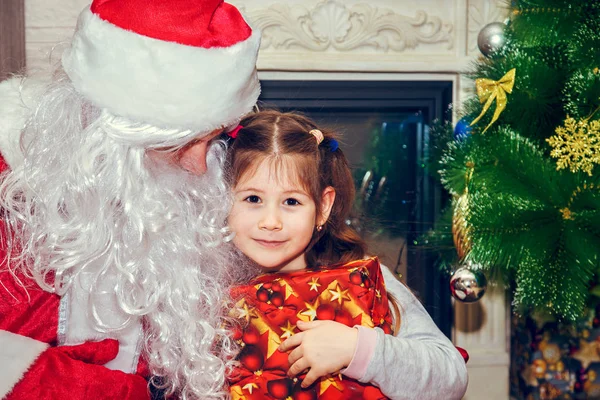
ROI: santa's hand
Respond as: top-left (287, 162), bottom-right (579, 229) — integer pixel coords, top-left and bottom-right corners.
top-left (54, 337), bottom-right (121, 364)
top-left (278, 320), bottom-right (358, 388)
top-left (4, 335), bottom-right (149, 400)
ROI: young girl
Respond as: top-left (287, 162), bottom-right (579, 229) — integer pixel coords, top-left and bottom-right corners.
top-left (225, 110), bottom-right (468, 399)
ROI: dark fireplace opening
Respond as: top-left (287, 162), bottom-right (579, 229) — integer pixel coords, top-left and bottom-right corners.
top-left (258, 79), bottom-right (453, 337)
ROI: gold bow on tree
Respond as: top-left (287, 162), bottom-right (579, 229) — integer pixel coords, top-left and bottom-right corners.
top-left (470, 68), bottom-right (516, 133)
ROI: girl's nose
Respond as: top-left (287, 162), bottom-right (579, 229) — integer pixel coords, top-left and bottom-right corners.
top-left (258, 207), bottom-right (282, 231)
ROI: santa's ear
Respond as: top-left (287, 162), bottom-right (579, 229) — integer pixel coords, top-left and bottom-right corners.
top-left (318, 186), bottom-right (336, 225)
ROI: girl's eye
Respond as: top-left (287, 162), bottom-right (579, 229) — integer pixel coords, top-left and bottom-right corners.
top-left (284, 198), bottom-right (301, 206)
top-left (244, 195), bottom-right (261, 203)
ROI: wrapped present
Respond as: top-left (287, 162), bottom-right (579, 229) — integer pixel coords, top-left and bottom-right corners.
top-left (229, 256), bottom-right (393, 400)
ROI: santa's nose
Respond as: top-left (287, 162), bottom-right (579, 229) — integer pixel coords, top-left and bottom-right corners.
top-left (179, 140), bottom-right (209, 176)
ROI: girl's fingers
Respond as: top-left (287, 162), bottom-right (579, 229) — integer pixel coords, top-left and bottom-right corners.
top-left (287, 345), bottom-right (303, 366)
top-left (296, 320), bottom-right (324, 331)
top-left (301, 368), bottom-right (323, 388)
top-left (278, 331), bottom-right (304, 352)
top-left (288, 356), bottom-right (310, 378)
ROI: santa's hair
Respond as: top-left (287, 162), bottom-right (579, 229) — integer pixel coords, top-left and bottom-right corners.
top-left (0, 70), bottom-right (239, 399)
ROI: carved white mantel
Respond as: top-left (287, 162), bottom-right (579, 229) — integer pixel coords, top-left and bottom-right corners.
top-left (238, 0), bottom-right (455, 72)
top-left (25, 0), bottom-right (510, 398)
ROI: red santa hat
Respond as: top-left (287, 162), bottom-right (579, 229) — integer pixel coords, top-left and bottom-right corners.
top-left (62, 0), bottom-right (261, 135)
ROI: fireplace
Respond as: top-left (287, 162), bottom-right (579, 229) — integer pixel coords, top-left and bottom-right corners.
top-left (259, 79), bottom-right (454, 335)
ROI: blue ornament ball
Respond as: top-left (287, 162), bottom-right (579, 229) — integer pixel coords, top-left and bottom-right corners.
top-left (453, 119), bottom-right (472, 141)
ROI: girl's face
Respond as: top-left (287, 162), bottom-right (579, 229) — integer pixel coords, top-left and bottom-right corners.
top-left (229, 159), bottom-right (334, 272)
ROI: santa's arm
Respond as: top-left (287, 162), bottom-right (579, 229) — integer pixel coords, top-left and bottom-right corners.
top-left (0, 331), bottom-right (150, 400)
top-left (0, 257), bottom-right (149, 400)
top-left (0, 241), bottom-right (150, 400)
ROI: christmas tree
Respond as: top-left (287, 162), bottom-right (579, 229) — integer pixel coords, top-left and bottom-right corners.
top-left (436, 0), bottom-right (600, 321)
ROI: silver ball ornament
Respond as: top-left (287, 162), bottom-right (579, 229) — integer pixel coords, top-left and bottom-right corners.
top-left (477, 22), bottom-right (506, 57)
top-left (450, 266), bottom-right (487, 303)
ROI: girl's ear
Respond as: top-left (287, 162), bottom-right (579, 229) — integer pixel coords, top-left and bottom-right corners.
top-left (319, 186), bottom-right (336, 225)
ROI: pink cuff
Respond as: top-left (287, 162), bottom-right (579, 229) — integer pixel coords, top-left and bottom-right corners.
top-left (341, 326), bottom-right (378, 380)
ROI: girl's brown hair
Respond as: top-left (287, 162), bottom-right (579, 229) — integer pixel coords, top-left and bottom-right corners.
top-left (226, 110), bottom-right (367, 268)
top-left (227, 110), bottom-right (402, 333)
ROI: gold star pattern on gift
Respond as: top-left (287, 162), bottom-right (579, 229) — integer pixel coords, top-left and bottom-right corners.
top-left (547, 115), bottom-right (600, 176)
top-left (242, 382), bottom-right (258, 394)
top-left (328, 284), bottom-right (351, 306)
top-left (266, 332), bottom-right (282, 358)
top-left (279, 279), bottom-right (297, 300)
top-left (245, 305), bottom-right (282, 358)
top-left (236, 301), bottom-right (251, 322)
top-left (308, 277), bottom-right (321, 292)
top-left (316, 280), bottom-right (371, 326)
top-left (231, 385), bottom-right (246, 400)
top-left (319, 375), bottom-right (344, 395)
top-left (572, 339), bottom-right (600, 369)
top-left (299, 298), bottom-right (320, 322)
top-left (280, 320), bottom-right (297, 340)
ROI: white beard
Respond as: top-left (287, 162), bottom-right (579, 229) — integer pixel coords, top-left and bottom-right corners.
top-left (0, 71), bottom-right (240, 399)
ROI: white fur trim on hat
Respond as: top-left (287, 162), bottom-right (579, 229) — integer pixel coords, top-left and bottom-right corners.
top-left (62, 7), bottom-right (261, 134)
top-left (0, 330), bottom-right (49, 398)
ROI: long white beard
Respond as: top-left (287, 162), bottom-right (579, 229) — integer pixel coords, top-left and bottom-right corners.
top-left (0, 72), bottom-right (239, 399)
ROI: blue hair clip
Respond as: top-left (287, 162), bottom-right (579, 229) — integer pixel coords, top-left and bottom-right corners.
top-left (329, 139), bottom-right (339, 152)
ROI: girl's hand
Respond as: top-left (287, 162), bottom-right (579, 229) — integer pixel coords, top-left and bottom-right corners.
top-left (278, 320), bottom-right (358, 387)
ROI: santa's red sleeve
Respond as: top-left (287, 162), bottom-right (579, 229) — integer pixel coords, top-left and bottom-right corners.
top-left (0, 132), bottom-right (61, 397)
top-left (0, 333), bottom-right (149, 399)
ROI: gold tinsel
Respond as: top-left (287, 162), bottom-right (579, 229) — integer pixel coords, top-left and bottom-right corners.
top-left (452, 162), bottom-right (475, 260)
top-left (452, 192), bottom-right (471, 261)
top-left (546, 116), bottom-right (600, 176)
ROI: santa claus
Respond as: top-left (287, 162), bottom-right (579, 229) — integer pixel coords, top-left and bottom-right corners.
top-left (0, 0), bottom-right (260, 399)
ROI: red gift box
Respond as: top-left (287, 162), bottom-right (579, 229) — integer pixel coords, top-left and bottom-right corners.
top-left (228, 257), bottom-right (392, 399)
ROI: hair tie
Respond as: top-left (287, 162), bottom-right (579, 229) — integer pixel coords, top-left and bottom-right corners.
top-left (227, 125), bottom-right (243, 139)
top-left (309, 129), bottom-right (324, 145)
top-left (328, 139), bottom-right (339, 152)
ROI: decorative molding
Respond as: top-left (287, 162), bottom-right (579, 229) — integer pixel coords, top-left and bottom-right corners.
top-left (244, 0), bottom-right (454, 53)
top-left (467, 0), bottom-right (508, 54)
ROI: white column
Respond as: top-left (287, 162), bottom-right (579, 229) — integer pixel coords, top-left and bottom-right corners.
top-left (454, 287), bottom-right (510, 399)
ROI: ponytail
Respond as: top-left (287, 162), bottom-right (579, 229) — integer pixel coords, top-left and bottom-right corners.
top-left (306, 143), bottom-right (367, 267)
